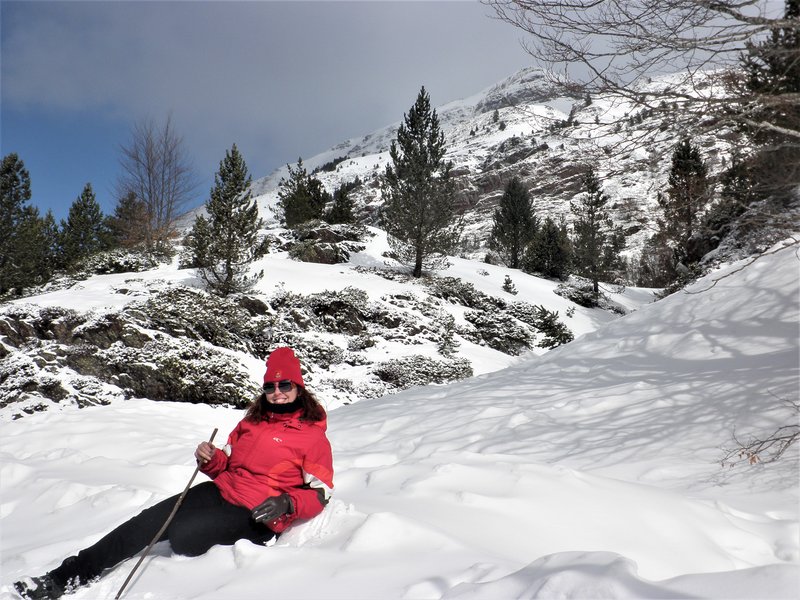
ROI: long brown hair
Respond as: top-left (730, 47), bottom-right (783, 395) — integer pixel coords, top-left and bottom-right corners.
top-left (245, 385), bottom-right (326, 423)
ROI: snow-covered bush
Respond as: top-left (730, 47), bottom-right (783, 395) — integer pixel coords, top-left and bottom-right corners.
top-left (100, 339), bottom-right (256, 407)
top-left (373, 355), bottom-right (473, 389)
top-left (424, 276), bottom-right (505, 311)
top-left (286, 222), bottom-right (370, 264)
top-left (347, 333), bottom-right (376, 351)
top-left (381, 293), bottom-right (442, 321)
top-left (502, 275), bottom-right (518, 295)
top-left (554, 278), bottom-right (626, 314)
top-left (0, 353), bottom-right (40, 408)
top-left (132, 287), bottom-right (261, 353)
top-left (35, 371), bottom-right (70, 402)
top-left (72, 312), bottom-right (151, 349)
top-left (353, 266), bottom-right (416, 284)
top-left (305, 287), bottom-right (370, 334)
top-left (289, 241), bottom-right (351, 264)
top-left (533, 309), bottom-right (574, 348)
top-left (68, 375), bottom-right (115, 407)
top-left (323, 376), bottom-right (387, 402)
top-left (273, 335), bottom-right (345, 371)
top-left (554, 279), bottom-right (599, 307)
top-left (75, 249), bottom-right (161, 275)
top-left (462, 310), bottom-right (532, 355)
top-left (0, 347), bottom-right (124, 416)
top-left (509, 301), bottom-right (574, 348)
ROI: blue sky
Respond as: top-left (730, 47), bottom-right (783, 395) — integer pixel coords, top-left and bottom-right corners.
top-left (1, 1), bottom-right (532, 222)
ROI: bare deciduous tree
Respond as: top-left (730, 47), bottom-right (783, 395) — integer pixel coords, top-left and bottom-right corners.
top-left (486, 0), bottom-right (798, 132)
top-left (485, 0), bottom-right (800, 189)
top-left (116, 115), bottom-right (197, 253)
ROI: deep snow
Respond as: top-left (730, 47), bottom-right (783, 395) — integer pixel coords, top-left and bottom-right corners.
top-left (1, 240), bottom-right (798, 599)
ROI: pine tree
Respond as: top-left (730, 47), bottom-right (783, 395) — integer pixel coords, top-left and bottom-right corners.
top-left (40, 210), bottom-right (60, 272)
top-left (381, 86), bottom-right (461, 278)
top-left (325, 184), bottom-right (355, 224)
top-left (15, 206), bottom-right (58, 286)
top-left (502, 275), bottom-right (518, 295)
top-left (107, 191), bottom-right (149, 248)
top-left (61, 183), bottom-right (108, 268)
top-left (187, 144), bottom-right (263, 296)
top-left (657, 139), bottom-right (710, 265)
top-left (524, 216), bottom-right (571, 280)
top-left (277, 158), bottom-right (330, 227)
top-left (636, 231), bottom-right (678, 288)
top-left (742, 0), bottom-right (799, 99)
top-left (490, 177), bottom-right (537, 269)
top-left (734, 0), bottom-right (799, 201)
top-left (436, 312), bottom-right (460, 357)
top-left (697, 152), bottom-right (753, 254)
top-left (0, 153), bottom-right (33, 294)
top-left (571, 167), bottom-right (625, 294)
top-left (532, 305), bottom-right (574, 349)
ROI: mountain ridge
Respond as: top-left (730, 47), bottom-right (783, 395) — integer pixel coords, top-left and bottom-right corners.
top-left (247, 66), bottom-right (735, 264)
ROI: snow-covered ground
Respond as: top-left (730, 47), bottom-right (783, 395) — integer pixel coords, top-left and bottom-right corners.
top-left (3, 226), bottom-right (645, 413)
top-left (1, 239), bottom-right (798, 599)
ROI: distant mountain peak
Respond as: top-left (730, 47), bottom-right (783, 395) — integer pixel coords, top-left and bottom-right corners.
top-left (474, 67), bottom-right (572, 114)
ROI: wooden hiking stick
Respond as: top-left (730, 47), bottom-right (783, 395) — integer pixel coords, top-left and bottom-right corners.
top-left (115, 428), bottom-right (218, 600)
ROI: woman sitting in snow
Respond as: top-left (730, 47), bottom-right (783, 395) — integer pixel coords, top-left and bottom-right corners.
top-left (15, 346), bottom-right (334, 600)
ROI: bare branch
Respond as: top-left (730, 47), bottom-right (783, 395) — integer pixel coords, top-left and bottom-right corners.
top-left (484, 0), bottom-right (800, 141)
top-left (721, 391), bottom-right (800, 466)
top-left (116, 114), bottom-right (198, 253)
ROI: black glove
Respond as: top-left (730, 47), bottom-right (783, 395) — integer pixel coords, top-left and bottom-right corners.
top-left (251, 493), bottom-right (293, 523)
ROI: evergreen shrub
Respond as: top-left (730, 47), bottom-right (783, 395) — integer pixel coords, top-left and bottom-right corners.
top-left (374, 355), bottom-right (473, 389)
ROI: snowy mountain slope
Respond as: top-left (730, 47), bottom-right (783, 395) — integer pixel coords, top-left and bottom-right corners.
top-left (0, 226), bottom-right (647, 419)
top-left (247, 67), bottom-right (741, 261)
top-left (1, 240), bottom-right (797, 600)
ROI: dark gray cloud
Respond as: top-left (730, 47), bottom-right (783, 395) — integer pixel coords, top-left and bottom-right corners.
top-left (2, 1), bottom-right (531, 213)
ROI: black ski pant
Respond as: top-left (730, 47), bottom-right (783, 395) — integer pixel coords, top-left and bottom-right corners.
top-left (48, 481), bottom-right (274, 587)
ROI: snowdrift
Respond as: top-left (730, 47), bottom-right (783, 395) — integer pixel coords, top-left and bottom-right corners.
top-left (1, 242), bottom-right (798, 599)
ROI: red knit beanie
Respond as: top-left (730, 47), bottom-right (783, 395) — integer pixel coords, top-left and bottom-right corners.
top-left (264, 347), bottom-right (305, 388)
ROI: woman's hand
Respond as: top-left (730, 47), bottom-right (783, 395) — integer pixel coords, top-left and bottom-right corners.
top-left (194, 441), bottom-right (216, 464)
top-left (251, 493), bottom-right (294, 523)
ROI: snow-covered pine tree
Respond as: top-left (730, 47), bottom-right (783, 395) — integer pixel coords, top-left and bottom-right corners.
top-left (188, 144), bottom-right (263, 296)
top-left (436, 312), bottom-right (460, 357)
top-left (490, 176), bottom-right (537, 269)
top-left (532, 305), bottom-right (573, 349)
top-left (277, 158), bottom-right (330, 227)
top-left (502, 275), bottom-right (518, 295)
top-left (524, 216), bottom-right (571, 280)
top-left (381, 86), bottom-right (461, 278)
top-left (325, 184), bottom-right (355, 224)
top-left (571, 167), bottom-right (625, 294)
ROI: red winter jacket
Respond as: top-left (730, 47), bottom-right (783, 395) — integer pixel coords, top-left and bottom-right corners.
top-left (199, 410), bottom-right (333, 533)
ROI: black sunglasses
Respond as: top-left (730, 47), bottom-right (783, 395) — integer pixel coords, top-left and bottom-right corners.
top-left (263, 380), bottom-right (294, 394)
